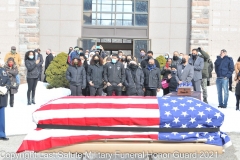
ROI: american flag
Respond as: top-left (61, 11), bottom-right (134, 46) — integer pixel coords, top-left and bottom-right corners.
top-left (17, 96), bottom-right (231, 153)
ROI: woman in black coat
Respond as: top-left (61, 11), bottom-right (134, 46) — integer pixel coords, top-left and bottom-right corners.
top-left (66, 57), bottom-right (86, 96)
top-left (87, 55), bottom-right (104, 96)
top-left (25, 51), bottom-right (40, 105)
top-left (0, 61), bottom-right (11, 141)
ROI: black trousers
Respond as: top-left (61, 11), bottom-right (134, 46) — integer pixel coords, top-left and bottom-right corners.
top-left (236, 95), bottom-right (240, 110)
top-left (145, 89), bottom-right (157, 96)
top-left (38, 72), bottom-right (42, 81)
top-left (163, 87), bottom-right (169, 95)
top-left (27, 78), bottom-right (38, 100)
top-left (89, 86), bottom-right (103, 96)
top-left (70, 85), bottom-right (82, 96)
top-left (106, 86), bottom-right (122, 96)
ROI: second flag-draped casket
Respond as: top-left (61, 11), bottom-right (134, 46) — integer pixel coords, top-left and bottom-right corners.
top-left (17, 96), bottom-right (231, 153)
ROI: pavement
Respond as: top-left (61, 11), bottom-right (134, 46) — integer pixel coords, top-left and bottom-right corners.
top-left (0, 133), bottom-right (239, 160)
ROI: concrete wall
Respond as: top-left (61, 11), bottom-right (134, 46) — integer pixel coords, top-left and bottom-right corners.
top-left (209, 0), bottom-right (240, 63)
top-left (149, 0), bottom-right (191, 57)
top-left (0, 0), bottom-right (19, 61)
top-left (39, 0), bottom-right (82, 60)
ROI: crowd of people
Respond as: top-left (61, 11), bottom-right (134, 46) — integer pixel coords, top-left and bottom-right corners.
top-left (1, 45), bottom-right (240, 141)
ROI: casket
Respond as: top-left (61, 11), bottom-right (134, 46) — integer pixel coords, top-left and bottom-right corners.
top-left (17, 96), bottom-right (231, 155)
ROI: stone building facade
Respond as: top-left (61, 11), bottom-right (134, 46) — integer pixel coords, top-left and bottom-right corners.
top-left (1, 0), bottom-right (240, 83)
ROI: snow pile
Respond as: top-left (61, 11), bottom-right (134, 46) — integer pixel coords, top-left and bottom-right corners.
top-left (4, 83), bottom-right (240, 136)
top-left (5, 82), bottom-right (71, 136)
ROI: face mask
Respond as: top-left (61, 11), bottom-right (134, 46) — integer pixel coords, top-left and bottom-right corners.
top-left (140, 52), bottom-right (145, 56)
top-left (8, 63), bottom-right (13, 67)
top-left (119, 56), bottom-right (122, 59)
top-left (179, 56), bottom-right (182, 59)
top-left (11, 50), bottom-right (16, 54)
top-left (147, 55), bottom-right (152, 59)
top-left (127, 59), bottom-right (132, 62)
top-left (85, 55), bottom-right (89, 58)
top-left (181, 58), bottom-right (186, 64)
top-left (122, 58), bottom-right (126, 62)
top-left (29, 55), bottom-right (34, 59)
top-left (69, 49), bottom-right (73, 53)
top-left (94, 60), bottom-right (99, 63)
top-left (148, 64), bottom-right (154, 67)
top-left (74, 62), bottom-right (78, 65)
top-left (112, 59), bottom-right (117, 64)
top-left (173, 56), bottom-right (179, 61)
top-left (165, 56), bottom-right (168, 59)
top-left (192, 54), bottom-right (197, 59)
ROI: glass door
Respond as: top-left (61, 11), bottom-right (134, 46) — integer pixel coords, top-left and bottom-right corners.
top-left (78, 38), bottom-right (100, 52)
top-left (133, 39), bottom-right (151, 57)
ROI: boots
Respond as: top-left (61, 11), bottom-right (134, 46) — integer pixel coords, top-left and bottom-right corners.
top-left (32, 97), bottom-right (36, 104)
top-left (27, 99), bottom-right (31, 105)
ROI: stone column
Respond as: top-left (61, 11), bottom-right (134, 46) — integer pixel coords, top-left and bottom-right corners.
top-left (191, 0), bottom-right (210, 52)
top-left (19, 0), bottom-right (40, 83)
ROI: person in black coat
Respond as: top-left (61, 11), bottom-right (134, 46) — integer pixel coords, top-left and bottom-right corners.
top-left (87, 55), bottom-right (104, 96)
top-left (104, 54), bottom-right (125, 96)
top-left (80, 53), bottom-right (89, 96)
top-left (124, 61), bottom-right (144, 96)
top-left (141, 51), bottom-right (160, 69)
top-left (0, 61), bottom-right (11, 141)
top-left (143, 58), bottom-right (161, 96)
top-left (167, 68), bottom-right (178, 93)
top-left (34, 49), bottom-right (44, 81)
top-left (66, 57), bottom-right (86, 96)
top-left (44, 49), bottom-right (54, 82)
top-left (25, 51), bottom-right (40, 105)
top-left (235, 73), bottom-right (240, 111)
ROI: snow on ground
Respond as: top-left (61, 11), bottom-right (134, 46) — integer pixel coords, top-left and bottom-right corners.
top-left (4, 83), bottom-right (240, 136)
top-left (5, 82), bottom-right (71, 136)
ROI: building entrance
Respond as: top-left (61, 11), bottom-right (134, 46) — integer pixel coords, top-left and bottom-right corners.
top-left (78, 38), bottom-right (151, 57)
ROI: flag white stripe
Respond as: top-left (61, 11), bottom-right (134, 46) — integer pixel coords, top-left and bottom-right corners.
top-left (33, 108), bottom-right (160, 124)
top-left (46, 98), bottom-right (158, 105)
top-left (23, 129), bottom-right (158, 141)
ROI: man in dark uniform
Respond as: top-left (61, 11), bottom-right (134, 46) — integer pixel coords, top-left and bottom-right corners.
top-left (44, 49), bottom-right (54, 82)
top-left (0, 61), bottom-right (11, 141)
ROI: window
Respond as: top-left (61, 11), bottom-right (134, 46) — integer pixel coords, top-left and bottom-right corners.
top-left (83, 0), bottom-right (148, 26)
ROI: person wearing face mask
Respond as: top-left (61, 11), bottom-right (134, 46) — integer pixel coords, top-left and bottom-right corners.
top-left (66, 57), bottom-right (86, 96)
top-left (87, 55), bottom-right (104, 96)
top-left (171, 51), bottom-right (182, 69)
top-left (104, 54), bottom-right (125, 96)
top-left (124, 61), bottom-right (144, 96)
top-left (118, 50), bottom-right (123, 59)
top-left (140, 51), bottom-right (160, 69)
top-left (175, 54), bottom-right (194, 85)
top-left (43, 49), bottom-right (54, 82)
top-left (4, 46), bottom-right (22, 84)
top-left (161, 58), bottom-right (172, 95)
top-left (188, 49), bottom-right (204, 92)
top-left (70, 46), bottom-right (83, 64)
top-left (167, 67), bottom-right (178, 93)
top-left (137, 49), bottom-right (147, 65)
top-left (34, 49), bottom-right (44, 81)
top-left (25, 51), bottom-right (40, 105)
top-left (142, 58), bottom-right (161, 96)
top-left (164, 53), bottom-right (169, 60)
top-left (179, 53), bottom-right (183, 60)
top-left (4, 58), bottom-right (19, 107)
top-left (80, 53), bottom-right (89, 96)
top-left (67, 47), bottom-right (74, 65)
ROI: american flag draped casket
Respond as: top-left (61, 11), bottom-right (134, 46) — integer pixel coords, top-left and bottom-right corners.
top-left (17, 96), bottom-right (231, 153)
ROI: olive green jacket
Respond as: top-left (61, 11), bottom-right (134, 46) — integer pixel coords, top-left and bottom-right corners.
top-left (199, 49), bottom-right (210, 78)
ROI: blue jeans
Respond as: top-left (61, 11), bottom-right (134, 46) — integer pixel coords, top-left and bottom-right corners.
top-left (16, 74), bottom-right (20, 84)
top-left (0, 107), bottom-right (6, 138)
top-left (216, 78), bottom-right (229, 108)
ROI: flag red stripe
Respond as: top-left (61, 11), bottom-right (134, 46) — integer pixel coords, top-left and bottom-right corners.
top-left (17, 134), bottom-right (158, 153)
top-left (59, 96), bottom-right (156, 99)
top-left (38, 118), bottom-right (160, 126)
top-left (36, 103), bottom-right (159, 111)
